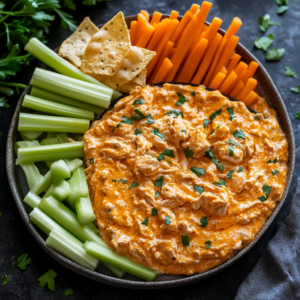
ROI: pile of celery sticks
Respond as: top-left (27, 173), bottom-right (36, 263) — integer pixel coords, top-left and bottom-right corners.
top-left (14, 38), bottom-right (156, 282)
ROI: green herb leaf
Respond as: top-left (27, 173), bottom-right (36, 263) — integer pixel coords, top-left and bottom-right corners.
top-left (272, 170), bottom-right (280, 175)
top-left (255, 116), bottom-right (260, 120)
top-left (64, 288), bottom-right (74, 296)
top-left (200, 216), bottom-right (208, 227)
top-left (55, 9), bottom-right (77, 32)
top-left (266, 47), bottom-right (285, 61)
top-left (205, 241), bottom-right (211, 249)
top-left (116, 123), bottom-right (122, 128)
top-left (258, 184), bottom-right (272, 202)
top-left (267, 160), bottom-right (272, 163)
top-left (89, 158), bottom-right (94, 164)
top-left (284, 67), bottom-right (297, 78)
top-left (154, 176), bottom-right (164, 187)
top-left (154, 191), bottom-right (160, 198)
top-left (121, 116), bottom-right (133, 125)
top-left (38, 270), bottom-right (57, 291)
top-left (215, 179), bottom-right (226, 187)
top-left (152, 208), bottom-right (158, 215)
top-left (191, 91), bottom-right (196, 96)
top-left (275, 0), bottom-right (290, 4)
top-left (227, 169), bottom-right (234, 179)
top-left (194, 185), bottom-right (205, 195)
top-left (112, 179), bottom-right (117, 183)
top-left (273, 158), bottom-right (278, 163)
top-left (238, 167), bottom-right (243, 172)
top-left (146, 114), bottom-right (155, 124)
top-left (165, 216), bottom-right (171, 225)
top-left (254, 34), bottom-right (274, 51)
top-left (181, 129), bottom-right (187, 134)
top-left (203, 119), bottom-right (209, 128)
top-left (209, 108), bottom-right (222, 120)
top-left (228, 139), bottom-right (240, 147)
top-left (277, 5), bottom-right (289, 14)
top-left (182, 235), bottom-right (190, 246)
top-left (141, 217), bottom-right (149, 226)
top-left (157, 149), bottom-right (175, 161)
top-left (205, 150), bottom-right (224, 171)
top-left (134, 109), bottom-right (147, 119)
top-left (291, 86), bottom-right (300, 93)
top-left (2, 275), bottom-right (9, 286)
top-left (184, 146), bottom-right (193, 158)
top-left (12, 253), bottom-right (32, 270)
top-left (295, 113), bottom-right (300, 119)
top-left (190, 166), bottom-right (206, 177)
top-left (210, 129), bottom-right (216, 136)
top-left (167, 109), bottom-right (182, 118)
top-left (258, 14), bottom-right (281, 32)
top-left (135, 129), bottom-right (142, 135)
top-left (232, 129), bottom-right (246, 139)
top-left (227, 107), bottom-right (234, 115)
top-left (229, 115), bottom-right (237, 121)
top-left (133, 99), bottom-right (145, 105)
top-left (176, 93), bottom-right (189, 105)
top-left (128, 182), bottom-right (139, 189)
top-left (117, 179), bottom-right (127, 184)
top-left (152, 128), bottom-right (165, 140)
top-left (228, 146), bottom-right (234, 156)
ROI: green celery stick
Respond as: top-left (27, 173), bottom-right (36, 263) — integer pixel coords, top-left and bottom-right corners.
top-left (44, 180), bottom-right (69, 202)
top-left (75, 197), bottom-right (96, 226)
top-left (68, 167), bottom-right (88, 203)
top-left (40, 137), bottom-right (59, 168)
top-left (50, 160), bottom-right (71, 183)
top-left (20, 131), bottom-right (42, 141)
top-left (24, 191), bottom-right (42, 208)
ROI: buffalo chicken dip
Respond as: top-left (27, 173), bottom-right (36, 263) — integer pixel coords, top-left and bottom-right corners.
top-left (83, 84), bottom-right (288, 275)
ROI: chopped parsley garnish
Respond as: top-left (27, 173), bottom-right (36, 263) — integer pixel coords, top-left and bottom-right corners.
top-left (157, 149), bottom-right (175, 161)
top-left (227, 169), bottom-right (234, 179)
top-left (273, 158), bottom-right (278, 163)
top-left (176, 93), bottom-right (189, 105)
top-left (181, 129), bottom-right (187, 134)
top-left (152, 128), bottom-right (165, 140)
top-left (203, 119), bottom-right (209, 128)
top-left (146, 114), bottom-right (155, 124)
top-left (2, 275), bottom-right (9, 286)
top-left (238, 167), bottom-right (243, 172)
top-left (210, 129), bottom-right (216, 136)
top-left (291, 86), bottom-right (300, 93)
top-left (190, 166), bottom-right (206, 177)
top-left (295, 113), bottom-right (300, 119)
top-left (167, 109), bottom-right (182, 118)
top-left (116, 123), bottom-right (122, 128)
top-left (182, 235), bottom-right (190, 246)
top-left (133, 99), bottom-right (145, 105)
top-left (132, 109), bottom-right (147, 121)
top-left (272, 170), bottom-right (280, 176)
top-left (152, 208), bottom-right (158, 216)
top-left (89, 158), bottom-right (94, 164)
top-left (64, 289), bottom-right (74, 296)
top-left (154, 176), bottom-right (164, 187)
top-left (258, 14), bottom-right (281, 32)
top-left (258, 184), bottom-right (272, 202)
top-left (254, 34), bottom-right (274, 51)
top-left (108, 209), bottom-right (111, 213)
top-left (209, 108), bottom-right (222, 121)
top-left (284, 67), bottom-right (297, 78)
top-left (12, 253), bottom-right (32, 270)
top-left (229, 115), bottom-right (237, 121)
top-left (254, 116), bottom-right (260, 120)
top-left (215, 179), bottom-right (226, 187)
top-left (38, 270), bottom-right (57, 291)
top-left (232, 129), bottom-right (246, 139)
top-left (135, 129), bottom-right (142, 135)
top-left (166, 160), bottom-right (172, 164)
top-left (118, 179), bottom-right (127, 184)
top-left (112, 179), bottom-right (117, 182)
top-left (205, 150), bottom-right (224, 171)
top-left (228, 146), bottom-right (234, 156)
top-left (128, 182), bottom-right (139, 189)
top-left (266, 160), bottom-right (272, 163)
top-left (121, 116), bottom-right (133, 125)
top-left (227, 107), bottom-right (234, 115)
top-left (194, 185), bottom-right (205, 195)
top-left (141, 217), bottom-right (149, 226)
top-left (228, 139), bottom-right (240, 147)
top-left (205, 241), bottom-right (211, 249)
top-left (266, 47), bottom-right (285, 61)
top-left (165, 216), bottom-right (171, 225)
top-left (184, 146), bottom-right (193, 158)
top-left (191, 91), bottom-right (196, 96)
top-left (154, 191), bottom-right (160, 198)
top-left (200, 217), bottom-right (208, 227)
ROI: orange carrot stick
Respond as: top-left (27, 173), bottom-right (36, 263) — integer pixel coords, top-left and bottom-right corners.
top-left (136, 23), bottom-right (155, 48)
top-left (140, 10), bottom-right (149, 22)
top-left (219, 71), bottom-right (238, 93)
top-left (210, 72), bottom-right (226, 90)
top-left (170, 47), bottom-right (176, 59)
top-left (241, 61), bottom-right (259, 83)
top-left (152, 58), bottom-right (173, 83)
top-left (190, 3), bottom-right (200, 14)
top-left (136, 13), bottom-right (148, 44)
top-left (220, 66), bottom-right (227, 75)
top-left (236, 78), bottom-right (258, 101)
top-left (203, 17), bottom-right (242, 86)
top-left (149, 41), bottom-right (174, 83)
top-left (130, 21), bottom-right (138, 46)
top-left (150, 11), bottom-right (162, 25)
top-left (229, 80), bottom-right (244, 98)
top-left (224, 61), bottom-right (248, 94)
top-left (170, 11), bottom-right (193, 44)
top-left (146, 19), bottom-right (179, 80)
top-left (243, 91), bottom-right (258, 106)
top-left (227, 53), bottom-right (241, 74)
top-left (191, 33), bottom-right (222, 85)
top-left (203, 17), bottom-right (223, 47)
top-left (147, 18), bottom-right (170, 51)
top-left (176, 38), bottom-right (208, 83)
top-left (170, 10), bottom-right (179, 20)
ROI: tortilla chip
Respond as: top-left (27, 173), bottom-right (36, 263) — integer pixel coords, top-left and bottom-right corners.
top-left (58, 17), bottom-right (99, 68)
top-left (81, 12), bottom-right (130, 76)
top-left (118, 81), bottom-right (142, 93)
top-left (132, 68), bottom-right (146, 86)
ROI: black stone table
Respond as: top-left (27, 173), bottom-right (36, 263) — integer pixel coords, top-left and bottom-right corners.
top-left (1, 0), bottom-right (299, 299)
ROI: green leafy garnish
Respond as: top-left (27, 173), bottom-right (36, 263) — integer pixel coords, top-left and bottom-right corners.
top-left (258, 14), bottom-right (281, 32)
top-left (181, 129), bottom-right (187, 134)
top-left (205, 150), bottom-right (224, 171)
top-left (141, 217), bottom-right (149, 226)
top-left (38, 270), bottom-right (57, 291)
top-left (266, 47), bottom-right (285, 61)
top-left (190, 166), bottom-right (206, 177)
top-left (291, 86), bottom-right (300, 93)
top-left (154, 176), bottom-right (164, 187)
top-left (64, 288), bottom-right (74, 296)
top-left (128, 182), bottom-right (139, 189)
top-left (152, 208), bottom-right (158, 216)
top-left (112, 179), bottom-right (117, 183)
top-left (12, 253), bottom-right (32, 270)
top-left (284, 67), bottom-right (297, 78)
top-left (258, 184), bottom-right (272, 202)
top-left (152, 128), bottom-right (165, 140)
top-left (176, 93), bottom-right (189, 105)
top-left (232, 129), bottom-right (246, 139)
top-left (227, 107), bottom-right (234, 115)
top-left (121, 116), bottom-right (133, 125)
top-left (167, 109), bottom-right (183, 118)
top-left (295, 113), bottom-right (300, 119)
top-left (132, 109), bottom-right (148, 121)
top-left (194, 185), bottom-right (205, 195)
top-left (154, 191), bottom-right (160, 199)
top-left (277, 5), bottom-right (289, 14)
top-left (272, 170), bottom-right (280, 175)
top-left (238, 167), bottom-right (243, 172)
top-left (55, 9), bottom-right (77, 32)
top-left (210, 129), bottom-right (216, 136)
top-left (146, 114), bottom-right (155, 124)
top-left (227, 169), bottom-right (234, 179)
top-left (228, 139), bottom-right (240, 147)
top-left (165, 216), bottom-right (171, 225)
top-left (228, 146), bottom-right (234, 156)
top-left (182, 235), bottom-right (190, 246)
top-left (209, 108), bottom-right (222, 120)
top-left (89, 158), bottom-right (94, 164)
top-left (184, 146), bottom-right (193, 158)
top-left (118, 179), bottom-right (127, 184)
top-left (191, 91), bottom-right (196, 96)
top-left (203, 119), bottom-right (209, 128)
top-left (157, 149), bottom-right (175, 161)
top-left (200, 217), bottom-right (208, 227)
top-left (2, 275), bottom-right (9, 286)
top-left (215, 179), bottom-right (226, 187)
top-left (254, 34), bottom-right (274, 51)
top-left (273, 158), bottom-right (278, 163)
top-left (133, 99), bottom-right (145, 105)
top-left (205, 241), bottom-right (211, 249)
top-left (267, 160), bottom-right (272, 163)
top-left (135, 129), bottom-right (142, 135)
top-left (254, 116), bottom-right (260, 120)
top-left (116, 123), bottom-right (122, 128)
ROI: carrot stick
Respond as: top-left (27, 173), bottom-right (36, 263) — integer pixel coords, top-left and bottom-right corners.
top-left (219, 71), bottom-right (238, 93)
top-left (170, 10), bottom-right (179, 20)
top-left (229, 80), bottom-right (244, 98)
top-left (203, 17), bottom-right (242, 86)
top-left (146, 19), bottom-right (179, 80)
top-left (191, 33), bottom-right (222, 85)
top-left (152, 58), bottom-right (173, 83)
top-left (226, 53), bottom-right (241, 74)
top-left (147, 18), bottom-right (170, 51)
top-left (170, 47), bottom-right (176, 59)
top-left (136, 23), bottom-right (155, 48)
top-left (236, 78), bottom-right (258, 101)
top-left (203, 17), bottom-right (223, 47)
top-left (170, 11), bottom-right (193, 44)
top-left (243, 91), bottom-right (258, 106)
top-left (241, 61), bottom-right (259, 83)
top-left (150, 11), bottom-right (162, 25)
top-left (210, 72), bottom-right (226, 90)
top-left (129, 21), bottom-right (138, 46)
top-left (220, 66), bottom-right (227, 75)
top-left (176, 38), bottom-right (208, 83)
top-left (189, 3), bottom-right (200, 14)
top-left (140, 10), bottom-right (149, 22)
top-left (136, 13), bottom-right (148, 44)
top-left (224, 61), bottom-right (248, 94)
top-left (149, 41), bottom-right (174, 83)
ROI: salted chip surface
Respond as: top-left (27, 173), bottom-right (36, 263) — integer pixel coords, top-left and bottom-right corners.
top-left (117, 81), bottom-right (142, 93)
top-left (58, 17), bottom-right (99, 68)
top-left (81, 12), bottom-right (130, 76)
top-left (132, 68), bottom-right (146, 86)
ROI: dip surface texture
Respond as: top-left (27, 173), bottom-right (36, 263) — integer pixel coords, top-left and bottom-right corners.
top-left (83, 84), bottom-right (288, 275)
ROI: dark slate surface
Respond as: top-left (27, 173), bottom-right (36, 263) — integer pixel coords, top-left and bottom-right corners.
top-left (0, 0), bottom-right (299, 299)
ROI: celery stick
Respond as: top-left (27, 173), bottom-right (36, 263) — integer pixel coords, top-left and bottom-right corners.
top-left (31, 170), bottom-right (52, 195)
top-left (23, 95), bottom-right (95, 121)
top-left (66, 158), bottom-right (83, 173)
top-left (29, 207), bottom-right (82, 246)
top-left (87, 223), bottom-right (99, 234)
top-left (18, 113), bottom-right (90, 133)
top-left (20, 131), bottom-right (42, 141)
top-left (40, 137), bottom-right (59, 168)
top-left (50, 160), bottom-right (71, 183)
top-left (31, 87), bottom-right (104, 115)
top-left (46, 132), bottom-right (59, 138)
top-left (24, 191), bottom-right (42, 208)
top-left (83, 241), bottom-right (157, 281)
top-left (46, 229), bottom-right (99, 270)
top-left (56, 133), bottom-right (69, 144)
top-left (25, 38), bottom-right (121, 100)
top-left (31, 68), bottom-right (111, 108)
top-left (45, 180), bottom-right (70, 202)
top-left (68, 167), bottom-right (88, 203)
top-left (14, 140), bottom-right (39, 154)
top-left (16, 141), bottom-right (84, 165)
top-left (75, 197), bottom-right (96, 226)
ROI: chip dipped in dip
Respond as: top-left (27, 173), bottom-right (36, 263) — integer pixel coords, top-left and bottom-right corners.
top-left (83, 84), bottom-right (288, 275)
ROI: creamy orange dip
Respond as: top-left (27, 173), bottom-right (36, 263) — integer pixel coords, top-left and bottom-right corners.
top-left (83, 84), bottom-right (288, 275)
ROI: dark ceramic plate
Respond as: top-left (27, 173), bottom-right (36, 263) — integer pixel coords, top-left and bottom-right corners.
top-left (6, 15), bottom-right (295, 289)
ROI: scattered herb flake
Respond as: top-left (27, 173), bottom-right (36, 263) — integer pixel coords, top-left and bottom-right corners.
top-left (184, 146), bottom-right (193, 158)
top-left (182, 235), bottom-right (190, 246)
top-left (205, 150), bottom-right (224, 171)
top-left (167, 109), bottom-right (182, 118)
top-left (258, 184), bottom-right (272, 202)
top-left (157, 149), bottom-right (175, 161)
top-left (229, 115), bottom-right (237, 121)
top-left (133, 109), bottom-right (147, 120)
top-left (228, 146), bottom-right (235, 156)
top-left (273, 158), bottom-right (278, 163)
top-left (154, 191), bottom-right (160, 198)
top-left (238, 167), bottom-right (243, 172)
top-left (146, 114), bottom-right (155, 124)
top-left (284, 67), bottom-right (297, 78)
top-left (152, 208), bottom-right (158, 216)
top-left (141, 217), bottom-right (149, 226)
top-left (200, 216), bottom-right (208, 227)
top-left (133, 99), bottom-right (145, 105)
top-left (277, 5), bottom-right (289, 14)
top-left (254, 116), bottom-right (260, 120)
top-left (112, 179), bottom-right (117, 183)
top-left (267, 160), bottom-right (273, 163)
top-left (227, 107), bottom-right (234, 115)
top-left (89, 158), bottom-right (94, 165)
top-left (272, 170), bottom-right (280, 176)
top-left (64, 288), bottom-right (74, 296)
top-left (191, 91), bottom-right (196, 96)
top-left (116, 123), bottom-right (122, 128)
top-left (205, 241), bottom-right (211, 249)
top-left (152, 128), bottom-right (165, 140)
top-left (2, 275), bottom-right (9, 286)
top-left (181, 129), bottom-right (187, 134)
top-left (38, 270), bottom-right (57, 292)
top-left (190, 166), bottom-right (206, 177)
top-left (194, 185), bottom-right (205, 195)
top-left (228, 139), bottom-right (240, 147)
top-left (121, 116), bottom-right (133, 125)
top-left (295, 113), bottom-right (300, 119)
top-left (12, 253), bottom-right (32, 270)
top-left (203, 119), bottom-right (209, 128)
top-left (258, 14), bottom-right (281, 32)
top-left (232, 129), bottom-right (246, 139)
top-left (176, 93), bottom-right (189, 105)
top-left (210, 129), bottom-right (216, 136)
top-left (165, 216), bottom-right (171, 225)
top-left (118, 179), bottom-right (127, 184)
top-left (135, 129), bottom-right (142, 135)
top-left (254, 34), bottom-right (274, 51)
top-left (154, 176), bottom-right (164, 187)
top-left (291, 86), bottom-right (300, 93)
top-left (209, 108), bottom-right (222, 120)
top-left (128, 182), bottom-right (139, 189)
top-left (266, 47), bottom-right (285, 61)
top-left (215, 179), bottom-right (226, 187)
top-left (227, 169), bottom-right (235, 179)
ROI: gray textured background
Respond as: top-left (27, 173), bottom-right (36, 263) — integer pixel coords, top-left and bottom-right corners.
top-left (1, 0), bottom-right (300, 299)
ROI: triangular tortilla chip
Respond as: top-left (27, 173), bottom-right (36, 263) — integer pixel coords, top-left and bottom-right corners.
top-left (118, 81), bottom-right (142, 93)
top-left (132, 68), bottom-right (146, 86)
top-left (81, 12), bottom-right (130, 76)
top-left (58, 17), bottom-right (99, 68)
